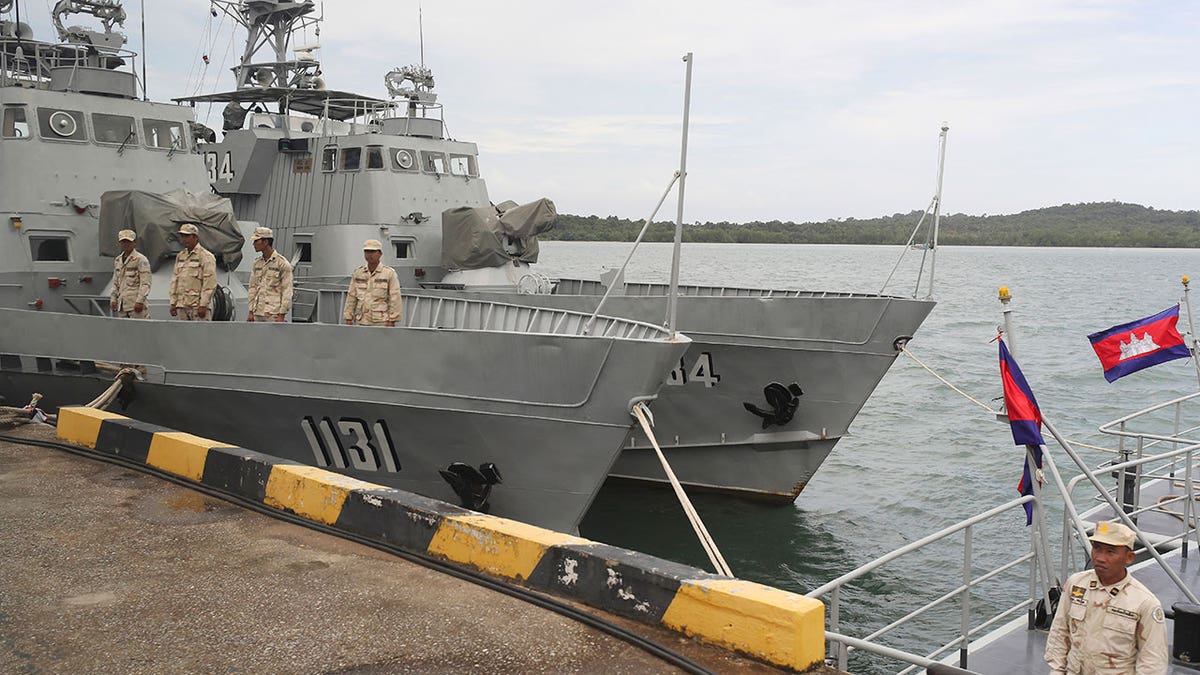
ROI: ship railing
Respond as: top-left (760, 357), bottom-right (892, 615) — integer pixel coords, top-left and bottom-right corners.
top-left (312, 97), bottom-right (446, 136)
top-left (290, 285), bottom-right (672, 340)
top-left (553, 276), bottom-right (906, 299)
top-left (0, 37), bottom-right (140, 93)
top-left (805, 496), bottom-right (1038, 673)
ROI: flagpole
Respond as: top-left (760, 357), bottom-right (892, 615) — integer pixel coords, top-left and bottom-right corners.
top-left (999, 285), bottom-right (1015, 358)
top-left (1181, 275), bottom-right (1200, 391)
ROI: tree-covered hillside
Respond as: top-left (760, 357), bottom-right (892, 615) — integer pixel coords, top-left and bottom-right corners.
top-left (542, 202), bottom-right (1200, 247)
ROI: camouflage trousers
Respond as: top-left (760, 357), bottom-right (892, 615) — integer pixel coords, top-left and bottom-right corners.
top-left (175, 307), bottom-right (211, 321)
top-left (115, 308), bottom-right (149, 319)
top-left (251, 313), bottom-right (284, 322)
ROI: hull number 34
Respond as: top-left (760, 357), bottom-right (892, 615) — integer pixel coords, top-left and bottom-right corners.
top-left (204, 151), bottom-right (234, 182)
top-left (667, 351), bottom-right (720, 388)
top-left (300, 416), bottom-right (401, 473)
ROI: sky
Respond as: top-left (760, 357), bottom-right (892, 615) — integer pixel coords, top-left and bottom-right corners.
top-left (17, 0), bottom-right (1200, 223)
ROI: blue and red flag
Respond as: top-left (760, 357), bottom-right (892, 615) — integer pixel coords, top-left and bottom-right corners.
top-left (1000, 338), bottom-right (1044, 525)
top-left (1087, 305), bottom-right (1191, 383)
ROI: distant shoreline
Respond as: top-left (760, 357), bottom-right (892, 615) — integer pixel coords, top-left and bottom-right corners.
top-left (543, 201), bottom-right (1200, 247)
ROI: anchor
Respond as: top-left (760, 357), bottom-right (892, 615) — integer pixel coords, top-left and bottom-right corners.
top-left (743, 382), bottom-right (803, 429)
top-left (438, 462), bottom-right (503, 512)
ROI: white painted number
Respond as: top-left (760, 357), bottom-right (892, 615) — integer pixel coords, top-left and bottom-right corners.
top-left (204, 151), bottom-right (234, 182)
top-left (666, 352), bottom-right (721, 388)
top-left (300, 417), bottom-right (401, 473)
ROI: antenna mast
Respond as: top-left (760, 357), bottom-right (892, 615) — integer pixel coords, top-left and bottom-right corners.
top-left (418, 2), bottom-right (424, 67)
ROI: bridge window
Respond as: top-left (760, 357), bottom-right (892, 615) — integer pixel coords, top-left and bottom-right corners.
top-left (321, 145), bottom-right (337, 172)
top-left (366, 145), bottom-right (385, 170)
top-left (37, 108), bottom-right (87, 141)
top-left (29, 235), bottom-right (70, 261)
top-left (390, 148), bottom-right (417, 172)
top-left (2, 106), bottom-right (29, 139)
top-left (421, 150), bottom-right (446, 175)
top-left (341, 147), bottom-right (361, 171)
top-left (93, 113), bottom-right (136, 145)
top-left (449, 154), bottom-right (477, 177)
top-left (143, 118), bottom-right (185, 150)
top-left (392, 239), bottom-right (413, 259)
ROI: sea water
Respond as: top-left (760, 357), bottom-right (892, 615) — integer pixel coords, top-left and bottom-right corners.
top-left (538, 241), bottom-right (1197, 673)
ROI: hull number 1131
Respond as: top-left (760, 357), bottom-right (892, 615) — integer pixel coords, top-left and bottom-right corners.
top-left (300, 416), bottom-right (400, 473)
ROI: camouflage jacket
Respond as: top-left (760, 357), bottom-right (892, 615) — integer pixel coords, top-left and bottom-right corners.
top-left (111, 249), bottom-right (151, 310)
top-left (169, 244), bottom-right (217, 309)
top-left (247, 249), bottom-right (294, 316)
top-left (343, 264), bottom-right (402, 324)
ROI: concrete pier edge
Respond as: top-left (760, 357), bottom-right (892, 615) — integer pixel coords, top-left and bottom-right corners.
top-left (57, 406), bottom-right (826, 671)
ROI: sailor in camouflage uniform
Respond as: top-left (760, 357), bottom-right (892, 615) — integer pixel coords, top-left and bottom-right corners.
top-left (168, 223), bottom-right (217, 321)
top-left (109, 229), bottom-right (151, 318)
top-left (246, 226), bottom-right (293, 322)
top-left (1045, 520), bottom-right (1168, 675)
top-left (343, 239), bottom-right (401, 327)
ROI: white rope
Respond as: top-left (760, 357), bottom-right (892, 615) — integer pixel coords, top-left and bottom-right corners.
top-left (631, 402), bottom-right (733, 577)
top-left (84, 367), bottom-right (139, 410)
top-left (900, 345), bottom-right (998, 413)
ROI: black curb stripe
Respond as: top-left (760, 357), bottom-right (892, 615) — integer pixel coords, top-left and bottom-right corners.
top-left (335, 489), bottom-right (473, 552)
top-left (95, 417), bottom-right (168, 463)
top-left (529, 542), bottom-right (716, 623)
top-left (201, 446), bottom-right (291, 503)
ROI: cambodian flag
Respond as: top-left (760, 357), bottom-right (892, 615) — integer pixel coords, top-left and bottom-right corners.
top-left (1000, 338), bottom-right (1045, 525)
top-left (1087, 305), bottom-right (1191, 383)
top-left (999, 339), bottom-right (1045, 447)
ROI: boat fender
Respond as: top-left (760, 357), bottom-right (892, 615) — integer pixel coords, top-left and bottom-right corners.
top-left (1033, 584), bottom-right (1061, 630)
top-left (211, 285), bottom-right (235, 321)
top-left (742, 382), bottom-right (803, 429)
top-left (438, 462), bottom-right (503, 512)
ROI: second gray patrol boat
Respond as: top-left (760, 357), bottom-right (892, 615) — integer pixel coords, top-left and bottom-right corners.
top-left (177, 0), bottom-right (936, 503)
top-left (0, 0), bottom-right (691, 533)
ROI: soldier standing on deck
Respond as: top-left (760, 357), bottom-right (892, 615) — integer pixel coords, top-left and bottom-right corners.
top-left (168, 223), bottom-right (217, 321)
top-left (1045, 520), bottom-right (1168, 674)
top-left (246, 226), bottom-right (293, 322)
top-left (343, 239), bottom-right (401, 327)
top-left (110, 229), bottom-right (151, 318)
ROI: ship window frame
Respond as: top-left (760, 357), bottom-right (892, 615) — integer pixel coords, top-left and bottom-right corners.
top-left (420, 150), bottom-right (447, 175)
top-left (390, 147), bottom-right (417, 172)
top-left (92, 112), bottom-right (137, 146)
top-left (36, 107), bottom-right (87, 143)
top-left (340, 146), bottom-right (362, 172)
top-left (142, 118), bottom-right (186, 151)
top-left (28, 232), bottom-right (72, 262)
top-left (448, 154), bottom-right (478, 177)
top-left (292, 234), bottom-right (313, 264)
top-left (2, 105), bottom-right (30, 140)
top-left (321, 145), bottom-right (337, 172)
top-left (391, 238), bottom-right (415, 260)
top-left (365, 145), bottom-right (385, 170)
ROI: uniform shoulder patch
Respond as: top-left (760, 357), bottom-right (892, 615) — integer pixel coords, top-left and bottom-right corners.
top-left (1153, 607), bottom-right (1165, 623)
top-left (1070, 585), bottom-right (1086, 599)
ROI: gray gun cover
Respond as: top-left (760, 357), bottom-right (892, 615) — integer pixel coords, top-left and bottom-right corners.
top-left (442, 198), bottom-right (557, 270)
top-left (99, 189), bottom-right (245, 271)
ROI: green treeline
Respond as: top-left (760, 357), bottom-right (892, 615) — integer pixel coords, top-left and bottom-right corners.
top-left (543, 202), bottom-right (1200, 247)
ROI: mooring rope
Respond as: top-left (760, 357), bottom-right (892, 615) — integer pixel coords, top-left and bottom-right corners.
top-left (631, 402), bottom-right (733, 577)
top-left (899, 345), bottom-right (998, 414)
top-left (84, 367), bottom-right (140, 410)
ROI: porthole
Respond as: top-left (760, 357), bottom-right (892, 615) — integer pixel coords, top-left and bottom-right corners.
top-left (49, 111), bottom-right (77, 137)
top-left (395, 149), bottom-right (413, 170)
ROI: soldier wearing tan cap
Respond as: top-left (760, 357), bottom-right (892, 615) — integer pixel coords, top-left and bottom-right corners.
top-left (110, 229), bottom-right (151, 318)
top-left (343, 239), bottom-right (401, 326)
top-left (1045, 520), bottom-right (1167, 674)
top-left (246, 226), bottom-right (293, 322)
top-left (168, 222), bottom-right (217, 321)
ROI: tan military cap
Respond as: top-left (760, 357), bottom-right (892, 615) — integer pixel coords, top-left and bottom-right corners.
top-left (117, 229), bottom-right (136, 242)
top-left (251, 226), bottom-right (274, 241)
top-left (1089, 520), bottom-right (1136, 549)
top-left (362, 239), bottom-right (383, 251)
top-left (178, 223), bottom-right (200, 236)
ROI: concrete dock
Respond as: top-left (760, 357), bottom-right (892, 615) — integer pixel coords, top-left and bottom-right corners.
top-left (0, 422), bottom-right (822, 673)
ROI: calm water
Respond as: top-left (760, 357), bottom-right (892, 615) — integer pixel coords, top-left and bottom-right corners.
top-left (536, 241), bottom-right (1197, 672)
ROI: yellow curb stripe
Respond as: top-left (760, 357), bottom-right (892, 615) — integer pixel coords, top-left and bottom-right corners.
top-left (146, 432), bottom-right (222, 481)
top-left (55, 407), bottom-right (126, 448)
top-left (263, 464), bottom-right (382, 525)
top-left (426, 514), bottom-right (587, 581)
top-left (661, 578), bottom-right (825, 671)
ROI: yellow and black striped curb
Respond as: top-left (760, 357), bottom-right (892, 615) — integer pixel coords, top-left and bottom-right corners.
top-left (58, 406), bottom-right (825, 670)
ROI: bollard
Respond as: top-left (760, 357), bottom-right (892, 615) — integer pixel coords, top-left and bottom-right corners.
top-left (1174, 603), bottom-right (1200, 665)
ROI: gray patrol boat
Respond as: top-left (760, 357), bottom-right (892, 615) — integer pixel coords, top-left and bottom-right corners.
top-left (0, 0), bottom-right (692, 533)
top-left (176, 0), bottom-right (936, 503)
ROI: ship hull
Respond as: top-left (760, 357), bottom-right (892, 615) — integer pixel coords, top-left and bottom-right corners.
top-left (0, 308), bottom-right (688, 533)
top-left (430, 288), bottom-right (936, 500)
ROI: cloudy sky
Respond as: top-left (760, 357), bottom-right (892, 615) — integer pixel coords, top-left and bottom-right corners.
top-left (20, 1), bottom-right (1200, 222)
